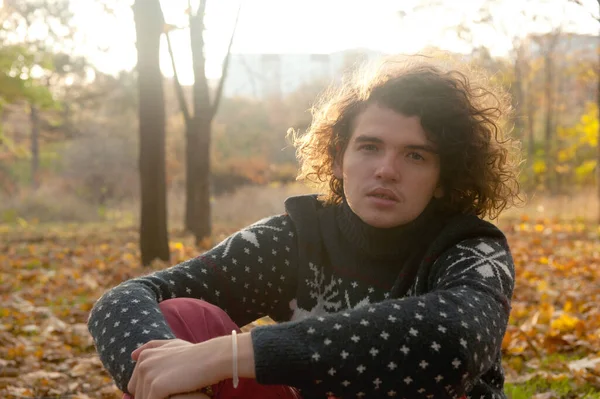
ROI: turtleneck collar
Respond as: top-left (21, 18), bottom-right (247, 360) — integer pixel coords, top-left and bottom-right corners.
top-left (335, 197), bottom-right (442, 260)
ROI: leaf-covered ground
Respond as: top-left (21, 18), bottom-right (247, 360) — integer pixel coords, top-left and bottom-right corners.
top-left (1, 217), bottom-right (600, 398)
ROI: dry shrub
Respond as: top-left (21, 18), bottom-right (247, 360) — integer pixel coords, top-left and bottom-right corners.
top-left (0, 182), bottom-right (101, 223)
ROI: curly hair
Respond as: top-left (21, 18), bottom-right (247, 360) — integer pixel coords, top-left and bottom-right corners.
top-left (290, 54), bottom-right (522, 220)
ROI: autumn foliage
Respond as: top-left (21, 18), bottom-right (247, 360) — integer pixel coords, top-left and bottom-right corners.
top-left (1, 212), bottom-right (600, 398)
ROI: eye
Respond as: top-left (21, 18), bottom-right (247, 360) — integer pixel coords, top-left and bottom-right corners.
top-left (359, 144), bottom-right (378, 152)
top-left (407, 152), bottom-right (425, 161)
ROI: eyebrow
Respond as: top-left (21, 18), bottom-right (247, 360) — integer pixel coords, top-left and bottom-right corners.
top-left (353, 135), bottom-right (438, 154)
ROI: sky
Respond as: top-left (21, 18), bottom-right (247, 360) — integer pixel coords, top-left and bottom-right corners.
top-left (65, 0), bottom-right (599, 85)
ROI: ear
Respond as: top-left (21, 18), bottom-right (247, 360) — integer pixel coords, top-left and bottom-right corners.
top-left (433, 185), bottom-right (444, 199)
top-left (333, 158), bottom-right (343, 179)
top-left (332, 144), bottom-right (343, 179)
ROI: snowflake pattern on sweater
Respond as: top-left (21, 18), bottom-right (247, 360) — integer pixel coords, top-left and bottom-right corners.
top-left (87, 211), bottom-right (514, 399)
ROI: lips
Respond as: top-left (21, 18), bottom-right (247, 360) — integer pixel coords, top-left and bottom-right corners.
top-left (367, 188), bottom-right (400, 202)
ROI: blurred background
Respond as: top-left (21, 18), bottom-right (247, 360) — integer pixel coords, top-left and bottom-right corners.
top-left (1, 0), bottom-right (598, 232)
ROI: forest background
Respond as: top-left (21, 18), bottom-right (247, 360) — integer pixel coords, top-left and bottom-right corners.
top-left (2, 0), bottom-right (600, 398)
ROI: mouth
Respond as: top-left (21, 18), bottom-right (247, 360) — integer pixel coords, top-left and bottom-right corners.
top-left (367, 188), bottom-right (400, 202)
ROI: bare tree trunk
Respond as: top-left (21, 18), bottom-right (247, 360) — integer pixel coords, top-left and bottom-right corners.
top-left (518, 42), bottom-right (537, 189)
top-left (597, 0), bottom-right (600, 222)
top-left (544, 53), bottom-right (553, 192)
top-left (555, 61), bottom-right (567, 194)
top-left (513, 44), bottom-right (526, 142)
top-left (185, 1), bottom-right (213, 242)
top-left (30, 103), bottom-right (39, 189)
top-left (161, 1), bottom-right (239, 244)
top-left (133, 0), bottom-right (170, 266)
top-left (543, 34), bottom-right (559, 194)
top-left (186, 117), bottom-right (212, 242)
top-left (184, 118), bottom-right (211, 242)
top-left (527, 92), bottom-right (536, 187)
top-left (62, 90), bottom-right (74, 138)
top-left (180, 1), bottom-right (239, 244)
top-left (517, 48), bottom-right (535, 190)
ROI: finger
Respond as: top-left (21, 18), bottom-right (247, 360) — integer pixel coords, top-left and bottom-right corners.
top-left (131, 340), bottom-right (167, 360)
top-left (137, 367), bottom-right (150, 399)
top-left (128, 350), bottom-right (150, 396)
top-left (131, 340), bottom-right (156, 360)
top-left (127, 364), bottom-right (137, 395)
top-left (147, 379), bottom-right (162, 399)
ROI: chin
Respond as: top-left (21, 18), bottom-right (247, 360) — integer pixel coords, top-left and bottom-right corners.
top-left (372, 219), bottom-right (406, 229)
top-left (360, 212), bottom-right (406, 229)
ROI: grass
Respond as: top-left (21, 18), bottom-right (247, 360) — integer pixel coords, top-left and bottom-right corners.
top-left (506, 378), bottom-right (600, 398)
top-left (504, 353), bottom-right (600, 398)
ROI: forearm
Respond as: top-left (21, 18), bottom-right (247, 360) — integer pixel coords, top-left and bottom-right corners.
top-left (247, 288), bottom-right (510, 397)
top-left (207, 332), bottom-right (256, 382)
top-left (237, 332), bottom-right (257, 379)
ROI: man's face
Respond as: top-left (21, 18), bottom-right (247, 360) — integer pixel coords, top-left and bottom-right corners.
top-left (333, 104), bottom-right (443, 228)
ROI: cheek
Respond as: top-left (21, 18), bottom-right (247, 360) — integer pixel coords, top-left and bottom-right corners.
top-left (408, 169), bottom-right (440, 193)
top-left (340, 155), bottom-right (362, 177)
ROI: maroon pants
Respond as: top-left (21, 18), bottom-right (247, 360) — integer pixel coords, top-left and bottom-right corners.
top-left (123, 298), bottom-right (301, 398)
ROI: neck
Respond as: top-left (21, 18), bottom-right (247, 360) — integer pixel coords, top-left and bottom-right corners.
top-left (336, 198), bottom-right (442, 260)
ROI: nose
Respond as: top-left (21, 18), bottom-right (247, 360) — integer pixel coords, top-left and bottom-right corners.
top-left (374, 155), bottom-right (399, 182)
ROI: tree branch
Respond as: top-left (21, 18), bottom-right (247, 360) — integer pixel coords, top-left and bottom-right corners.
top-left (568, 0), bottom-right (600, 23)
top-left (160, 5), bottom-right (191, 126)
top-left (210, 2), bottom-right (241, 120)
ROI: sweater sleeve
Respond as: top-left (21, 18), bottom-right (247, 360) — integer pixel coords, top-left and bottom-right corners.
top-left (87, 214), bottom-right (298, 393)
top-left (250, 237), bottom-right (515, 398)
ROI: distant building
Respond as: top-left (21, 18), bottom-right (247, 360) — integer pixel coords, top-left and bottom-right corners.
top-left (219, 49), bottom-right (384, 99)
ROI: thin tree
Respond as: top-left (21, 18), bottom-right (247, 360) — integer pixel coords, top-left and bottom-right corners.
top-left (133, 0), bottom-right (170, 265)
top-left (569, 0), bottom-right (600, 219)
top-left (596, 0), bottom-right (600, 220)
top-left (452, 0), bottom-right (545, 189)
top-left (536, 29), bottom-right (562, 193)
top-left (162, 1), bottom-right (240, 245)
top-left (1, 0), bottom-right (74, 188)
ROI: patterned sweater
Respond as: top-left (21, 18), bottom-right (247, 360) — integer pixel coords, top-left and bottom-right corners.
top-left (88, 195), bottom-right (515, 399)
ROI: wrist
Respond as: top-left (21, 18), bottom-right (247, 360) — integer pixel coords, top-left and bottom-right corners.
top-left (235, 332), bottom-right (256, 379)
top-left (209, 331), bottom-right (255, 382)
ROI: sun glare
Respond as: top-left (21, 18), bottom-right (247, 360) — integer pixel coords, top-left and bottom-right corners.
top-left (62, 0), bottom-right (599, 85)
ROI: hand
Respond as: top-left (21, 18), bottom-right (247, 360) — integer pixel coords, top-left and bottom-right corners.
top-left (127, 337), bottom-right (230, 399)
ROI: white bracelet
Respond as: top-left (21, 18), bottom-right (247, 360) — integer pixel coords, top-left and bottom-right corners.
top-left (232, 330), bottom-right (239, 388)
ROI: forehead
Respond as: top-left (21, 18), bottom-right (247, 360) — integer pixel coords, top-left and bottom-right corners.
top-left (350, 104), bottom-right (431, 145)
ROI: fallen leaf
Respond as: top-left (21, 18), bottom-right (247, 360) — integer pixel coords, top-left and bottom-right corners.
top-left (568, 357), bottom-right (600, 372)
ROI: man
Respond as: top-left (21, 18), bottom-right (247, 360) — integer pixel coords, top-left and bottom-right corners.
top-left (88, 56), bottom-right (521, 399)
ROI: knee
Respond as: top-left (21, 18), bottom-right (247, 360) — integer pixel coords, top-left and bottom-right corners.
top-left (159, 297), bottom-right (212, 312)
top-left (159, 298), bottom-right (228, 320)
top-left (159, 298), bottom-right (237, 338)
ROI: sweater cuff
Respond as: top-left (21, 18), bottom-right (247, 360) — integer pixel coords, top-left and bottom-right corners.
top-left (250, 321), bottom-right (312, 386)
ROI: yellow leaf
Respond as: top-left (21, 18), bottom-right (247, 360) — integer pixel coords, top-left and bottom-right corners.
top-left (575, 160), bottom-right (596, 178)
top-left (171, 242), bottom-right (184, 251)
top-left (533, 159), bottom-right (547, 175)
top-left (253, 315), bottom-right (277, 326)
top-left (551, 312), bottom-right (581, 333)
top-left (538, 303), bottom-right (555, 324)
top-left (163, 23), bottom-right (178, 33)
